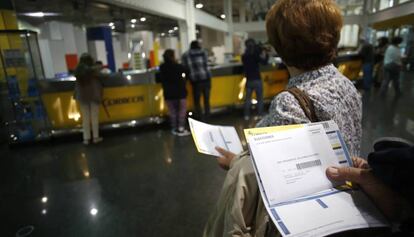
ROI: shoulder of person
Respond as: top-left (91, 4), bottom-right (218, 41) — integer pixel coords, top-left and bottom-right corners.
top-left (267, 91), bottom-right (304, 116)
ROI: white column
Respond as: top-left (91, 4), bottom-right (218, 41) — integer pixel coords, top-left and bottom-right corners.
top-left (179, 0), bottom-right (196, 54)
top-left (239, 0), bottom-right (246, 23)
top-left (224, 0), bottom-right (234, 54)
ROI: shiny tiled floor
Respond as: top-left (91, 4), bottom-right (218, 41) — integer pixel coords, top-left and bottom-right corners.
top-left (1, 73), bottom-right (413, 237)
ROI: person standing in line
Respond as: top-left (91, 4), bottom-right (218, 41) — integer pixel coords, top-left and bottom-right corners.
top-left (74, 53), bottom-right (103, 145)
top-left (374, 37), bottom-right (389, 87)
top-left (182, 41), bottom-right (212, 120)
top-left (358, 38), bottom-right (375, 91)
top-left (380, 37), bottom-right (403, 96)
top-left (160, 49), bottom-right (190, 136)
top-left (242, 39), bottom-right (269, 120)
top-left (406, 41), bottom-right (414, 71)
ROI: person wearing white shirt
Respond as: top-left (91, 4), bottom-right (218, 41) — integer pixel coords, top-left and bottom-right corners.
top-left (380, 37), bottom-right (403, 96)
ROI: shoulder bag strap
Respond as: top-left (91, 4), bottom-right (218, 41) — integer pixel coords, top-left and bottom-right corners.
top-left (284, 87), bottom-right (318, 122)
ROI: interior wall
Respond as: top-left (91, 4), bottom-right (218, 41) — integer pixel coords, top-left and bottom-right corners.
top-left (200, 26), bottom-right (225, 52)
top-left (247, 31), bottom-right (268, 44)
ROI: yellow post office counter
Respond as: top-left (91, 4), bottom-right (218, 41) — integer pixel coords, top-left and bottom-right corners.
top-left (38, 54), bottom-right (361, 132)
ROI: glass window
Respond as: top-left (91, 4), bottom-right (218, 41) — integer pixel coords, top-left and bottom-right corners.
top-left (379, 0), bottom-right (394, 10)
top-left (336, 0), bottom-right (364, 15)
top-left (339, 24), bottom-right (360, 48)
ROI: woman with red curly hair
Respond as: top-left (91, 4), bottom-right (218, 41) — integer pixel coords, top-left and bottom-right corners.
top-left (203, 0), bottom-right (362, 236)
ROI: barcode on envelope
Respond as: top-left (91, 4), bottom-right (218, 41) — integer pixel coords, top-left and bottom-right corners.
top-left (322, 122), bottom-right (330, 130)
top-left (296, 160), bottom-right (322, 170)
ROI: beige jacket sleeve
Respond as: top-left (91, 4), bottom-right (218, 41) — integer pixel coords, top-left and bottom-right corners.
top-left (203, 152), bottom-right (279, 237)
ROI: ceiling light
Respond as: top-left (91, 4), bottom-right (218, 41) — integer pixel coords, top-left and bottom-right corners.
top-left (131, 19), bottom-right (137, 23)
top-left (195, 3), bottom-right (204, 9)
top-left (220, 14), bottom-right (226, 19)
top-left (168, 30), bottom-right (174, 34)
top-left (161, 33), bottom-right (166, 37)
top-left (29, 12), bottom-right (44, 17)
top-left (90, 208), bottom-right (98, 216)
top-left (174, 26), bottom-right (178, 31)
top-left (111, 25), bottom-right (115, 30)
top-left (140, 17), bottom-right (146, 22)
top-left (109, 22), bottom-right (114, 27)
top-left (131, 24), bottom-right (135, 28)
top-left (23, 12), bottom-right (61, 18)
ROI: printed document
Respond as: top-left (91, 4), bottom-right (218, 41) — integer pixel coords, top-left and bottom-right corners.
top-left (245, 121), bottom-right (388, 237)
top-left (188, 118), bottom-right (243, 156)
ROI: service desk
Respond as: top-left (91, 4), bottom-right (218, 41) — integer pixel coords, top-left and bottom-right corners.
top-left (37, 54), bottom-right (361, 132)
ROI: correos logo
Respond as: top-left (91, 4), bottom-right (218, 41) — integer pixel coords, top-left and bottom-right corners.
top-left (103, 96), bottom-right (145, 107)
top-left (101, 96), bottom-right (145, 118)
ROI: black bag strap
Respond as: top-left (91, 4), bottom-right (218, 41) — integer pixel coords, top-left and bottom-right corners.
top-left (284, 87), bottom-right (318, 122)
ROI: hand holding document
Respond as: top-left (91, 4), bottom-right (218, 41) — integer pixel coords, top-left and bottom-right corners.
top-left (188, 118), bottom-right (243, 156)
top-left (245, 121), bottom-right (389, 237)
top-left (248, 124), bottom-right (340, 205)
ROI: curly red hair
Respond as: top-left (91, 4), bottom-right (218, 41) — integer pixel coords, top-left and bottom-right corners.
top-left (266, 0), bottom-right (343, 70)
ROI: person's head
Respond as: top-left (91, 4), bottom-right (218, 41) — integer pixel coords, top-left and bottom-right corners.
top-left (245, 38), bottom-right (256, 54)
top-left (163, 49), bottom-right (176, 63)
top-left (266, 0), bottom-right (343, 71)
top-left (79, 53), bottom-right (94, 67)
top-left (190, 40), bottom-right (201, 50)
top-left (391, 37), bottom-right (403, 46)
top-left (378, 37), bottom-right (389, 47)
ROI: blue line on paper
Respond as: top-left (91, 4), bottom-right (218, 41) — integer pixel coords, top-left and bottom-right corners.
top-left (336, 131), bottom-right (352, 165)
top-left (339, 160), bottom-right (348, 164)
top-left (271, 209), bottom-right (291, 235)
top-left (316, 199), bottom-right (328, 208)
top-left (326, 131), bottom-right (336, 134)
top-left (271, 209), bottom-right (281, 221)
top-left (277, 220), bottom-right (291, 235)
top-left (218, 128), bottom-right (229, 150)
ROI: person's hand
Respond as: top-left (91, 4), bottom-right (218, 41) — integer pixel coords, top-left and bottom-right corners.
top-left (326, 157), bottom-right (402, 220)
top-left (351, 156), bottom-right (370, 169)
top-left (326, 157), bottom-right (377, 187)
top-left (215, 147), bottom-right (237, 171)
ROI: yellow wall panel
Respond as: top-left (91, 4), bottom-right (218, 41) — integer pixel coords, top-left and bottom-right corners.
top-left (42, 85), bottom-right (156, 129)
top-left (1, 10), bottom-right (17, 29)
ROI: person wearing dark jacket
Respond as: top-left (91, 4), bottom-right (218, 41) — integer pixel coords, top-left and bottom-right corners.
top-left (160, 49), bottom-right (190, 136)
top-left (182, 41), bottom-right (212, 120)
top-left (242, 39), bottom-right (268, 120)
top-left (358, 39), bottom-right (375, 91)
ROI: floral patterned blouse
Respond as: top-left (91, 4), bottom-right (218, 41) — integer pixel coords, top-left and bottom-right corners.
top-left (256, 64), bottom-right (362, 156)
